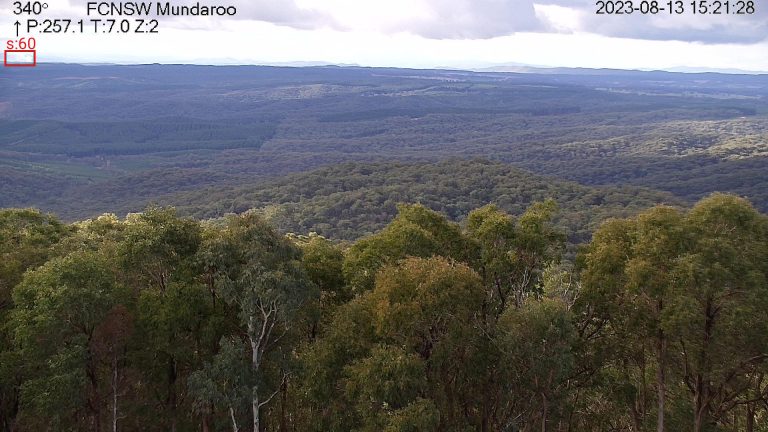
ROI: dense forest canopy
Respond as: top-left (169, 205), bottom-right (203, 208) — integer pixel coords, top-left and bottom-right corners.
top-left (159, 160), bottom-right (683, 244)
top-left (2, 64), bottom-right (767, 431)
top-left (1, 65), bottom-right (767, 219)
top-left (1, 194), bottom-right (767, 431)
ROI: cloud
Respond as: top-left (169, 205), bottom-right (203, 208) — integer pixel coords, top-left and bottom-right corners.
top-left (60, 0), bottom-right (335, 29)
top-left (582, 13), bottom-right (768, 44)
top-left (225, 0), bottom-right (336, 29)
top-left (286, 0), bottom-right (546, 38)
top-left (405, 0), bottom-right (546, 39)
top-left (252, 0), bottom-right (768, 44)
top-left (535, 0), bottom-right (768, 43)
top-left (53, 0), bottom-right (768, 44)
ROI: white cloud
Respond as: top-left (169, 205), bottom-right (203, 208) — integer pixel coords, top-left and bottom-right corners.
top-left (294, 0), bottom-right (545, 38)
top-left (2, 0), bottom-right (767, 69)
top-left (19, 0), bottom-right (768, 44)
top-left (535, 0), bottom-right (768, 43)
top-left (243, 0), bottom-right (768, 43)
top-left (410, 0), bottom-right (545, 38)
top-left (534, 4), bottom-right (583, 32)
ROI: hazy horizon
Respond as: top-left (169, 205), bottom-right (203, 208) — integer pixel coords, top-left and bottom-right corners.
top-left (26, 60), bottom-right (768, 75)
top-left (3, 0), bottom-right (766, 72)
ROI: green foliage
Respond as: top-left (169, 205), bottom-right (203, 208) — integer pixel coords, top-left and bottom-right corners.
top-left (0, 194), bottom-right (767, 431)
top-left (496, 298), bottom-right (577, 430)
top-left (0, 117), bottom-right (276, 157)
top-left (0, 208), bottom-right (70, 307)
top-left (199, 211), bottom-right (318, 430)
top-left (114, 207), bottom-right (209, 431)
top-left (11, 250), bottom-right (124, 430)
top-left (299, 234), bottom-right (348, 307)
top-left (343, 204), bottom-right (470, 293)
top-left (579, 193), bottom-right (768, 431)
top-left (0, 209), bottom-right (73, 432)
top-left (664, 195), bottom-right (768, 430)
top-left (466, 201), bottom-right (565, 311)
top-left (3, 66), bottom-right (768, 227)
top-left (343, 345), bottom-right (428, 431)
top-left (165, 160), bottom-right (682, 246)
top-left (370, 257), bottom-right (484, 352)
top-left (119, 206), bottom-right (202, 291)
top-left (295, 291), bottom-right (381, 430)
top-left (188, 337), bottom-right (251, 429)
top-left (204, 211), bottom-right (314, 324)
top-left (382, 398), bottom-right (440, 432)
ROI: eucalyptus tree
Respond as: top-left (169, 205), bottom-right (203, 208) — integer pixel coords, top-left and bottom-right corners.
top-left (0, 209), bottom-right (70, 432)
top-left (11, 250), bottom-right (126, 431)
top-left (581, 206), bottom-right (687, 431)
top-left (580, 194), bottom-right (768, 432)
top-left (118, 206), bottom-right (205, 431)
top-left (665, 195), bottom-right (768, 431)
top-left (197, 212), bottom-right (316, 431)
top-left (465, 200), bottom-right (564, 314)
top-left (343, 204), bottom-right (469, 294)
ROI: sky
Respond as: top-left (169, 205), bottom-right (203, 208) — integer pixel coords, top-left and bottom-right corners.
top-left (2, 0), bottom-right (767, 71)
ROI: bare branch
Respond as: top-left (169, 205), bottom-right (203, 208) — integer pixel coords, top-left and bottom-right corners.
top-left (258, 373), bottom-right (288, 409)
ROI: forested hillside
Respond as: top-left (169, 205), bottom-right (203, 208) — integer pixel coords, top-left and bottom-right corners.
top-left (2, 64), bottom-right (767, 431)
top-left (163, 160), bottom-right (682, 243)
top-left (1, 194), bottom-right (767, 431)
top-left (1, 65), bottom-right (767, 217)
top-left (22, 159), bottom-right (683, 242)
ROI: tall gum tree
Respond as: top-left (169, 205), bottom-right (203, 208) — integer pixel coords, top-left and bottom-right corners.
top-left (0, 209), bottom-right (70, 432)
top-left (465, 201), bottom-right (564, 315)
top-left (581, 194), bottom-right (768, 432)
top-left (664, 195), bottom-right (768, 432)
top-left (342, 204), bottom-right (469, 294)
top-left (118, 206), bottom-right (203, 432)
top-left (11, 250), bottom-right (125, 431)
top-left (200, 212), bottom-right (316, 432)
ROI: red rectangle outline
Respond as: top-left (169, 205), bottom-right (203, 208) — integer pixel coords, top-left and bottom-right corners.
top-left (4, 50), bottom-right (36, 67)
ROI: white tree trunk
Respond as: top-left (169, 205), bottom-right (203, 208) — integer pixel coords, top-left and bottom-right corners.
top-left (230, 406), bottom-right (240, 432)
top-left (253, 384), bottom-right (260, 432)
top-left (657, 329), bottom-right (666, 432)
top-left (249, 316), bottom-right (261, 432)
top-left (112, 354), bottom-right (119, 432)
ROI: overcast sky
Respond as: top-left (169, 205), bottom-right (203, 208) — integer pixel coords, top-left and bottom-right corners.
top-left (2, 0), bottom-right (767, 71)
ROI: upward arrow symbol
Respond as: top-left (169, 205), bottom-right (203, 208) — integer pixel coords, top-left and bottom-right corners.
top-left (14, 21), bottom-right (20, 37)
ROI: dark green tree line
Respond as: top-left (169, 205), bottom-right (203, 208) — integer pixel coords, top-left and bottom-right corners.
top-left (0, 194), bottom-right (766, 431)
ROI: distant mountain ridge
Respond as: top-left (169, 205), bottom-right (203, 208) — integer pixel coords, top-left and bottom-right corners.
top-left (1, 63), bottom-right (766, 224)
